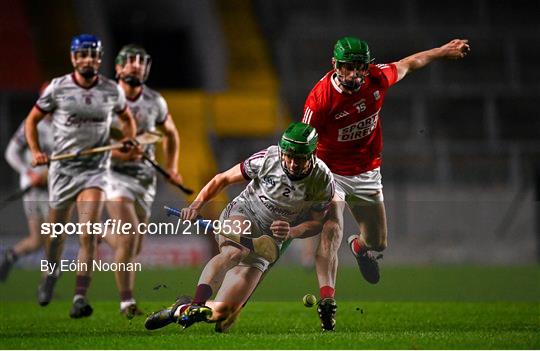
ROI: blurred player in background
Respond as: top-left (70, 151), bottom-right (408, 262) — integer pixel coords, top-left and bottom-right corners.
top-left (25, 34), bottom-right (136, 318)
top-left (0, 113), bottom-right (53, 282)
top-left (303, 37), bottom-right (471, 330)
top-left (144, 122), bottom-right (334, 333)
top-left (103, 44), bottom-right (182, 318)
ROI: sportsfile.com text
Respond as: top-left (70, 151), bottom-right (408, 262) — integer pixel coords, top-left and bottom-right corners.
top-left (40, 219), bottom-right (253, 238)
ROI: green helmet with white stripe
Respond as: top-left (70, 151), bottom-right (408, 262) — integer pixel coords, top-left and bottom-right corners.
top-left (279, 122), bottom-right (318, 179)
top-left (279, 122), bottom-right (318, 156)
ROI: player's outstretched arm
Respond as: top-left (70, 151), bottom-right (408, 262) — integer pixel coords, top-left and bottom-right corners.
top-left (25, 107), bottom-right (48, 166)
top-left (394, 39), bottom-right (470, 82)
top-left (157, 114), bottom-right (183, 185)
top-left (181, 164), bottom-right (247, 220)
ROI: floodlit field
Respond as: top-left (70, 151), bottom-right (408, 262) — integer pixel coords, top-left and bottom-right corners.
top-left (1, 266), bottom-right (538, 349)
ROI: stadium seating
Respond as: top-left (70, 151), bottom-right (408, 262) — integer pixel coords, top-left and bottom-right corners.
top-left (496, 96), bottom-right (539, 141)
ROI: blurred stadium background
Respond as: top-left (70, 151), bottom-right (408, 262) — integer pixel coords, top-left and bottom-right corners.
top-left (0, 0), bottom-right (539, 272)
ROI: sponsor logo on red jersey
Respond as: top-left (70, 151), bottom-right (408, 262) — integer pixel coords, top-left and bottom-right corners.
top-left (337, 109), bottom-right (380, 141)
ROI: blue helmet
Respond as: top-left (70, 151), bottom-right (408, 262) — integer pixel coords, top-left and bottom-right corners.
top-left (70, 34), bottom-right (103, 53)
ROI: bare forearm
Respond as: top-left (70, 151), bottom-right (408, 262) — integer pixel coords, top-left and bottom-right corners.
top-left (290, 220), bottom-right (323, 239)
top-left (119, 111), bottom-right (136, 138)
top-left (163, 129), bottom-right (179, 172)
top-left (395, 39), bottom-right (470, 81)
top-left (399, 47), bottom-right (443, 73)
top-left (190, 175), bottom-right (228, 211)
top-left (25, 111), bottom-right (43, 154)
top-left (190, 164), bottom-right (245, 212)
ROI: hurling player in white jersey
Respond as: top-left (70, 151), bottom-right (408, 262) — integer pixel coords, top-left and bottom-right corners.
top-left (25, 34), bottom-right (137, 318)
top-left (0, 114), bottom-right (53, 282)
top-left (103, 44), bottom-right (182, 318)
top-left (144, 122), bottom-right (335, 333)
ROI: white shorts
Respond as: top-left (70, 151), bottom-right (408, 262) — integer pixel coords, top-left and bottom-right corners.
top-left (48, 167), bottom-right (108, 209)
top-left (105, 170), bottom-right (156, 219)
top-left (22, 187), bottom-right (49, 220)
top-left (333, 167), bottom-right (384, 205)
top-left (218, 199), bottom-right (273, 272)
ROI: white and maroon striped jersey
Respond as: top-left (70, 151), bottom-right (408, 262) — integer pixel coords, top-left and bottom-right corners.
top-left (237, 145), bottom-right (334, 229)
top-left (110, 85), bottom-right (168, 183)
top-left (35, 74), bottom-right (126, 175)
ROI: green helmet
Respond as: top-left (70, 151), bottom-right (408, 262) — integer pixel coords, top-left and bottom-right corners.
top-left (279, 122), bottom-right (318, 157)
top-left (333, 36), bottom-right (371, 63)
top-left (115, 44), bottom-right (152, 85)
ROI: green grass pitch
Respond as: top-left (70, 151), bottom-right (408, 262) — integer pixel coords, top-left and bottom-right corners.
top-left (1, 266), bottom-right (539, 349)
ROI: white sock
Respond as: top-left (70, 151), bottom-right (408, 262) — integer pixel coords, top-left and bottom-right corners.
top-left (120, 299), bottom-right (136, 310)
top-left (73, 294), bottom-right (85, 303)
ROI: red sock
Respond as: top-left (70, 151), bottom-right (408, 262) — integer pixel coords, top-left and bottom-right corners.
top-left (320, 286), bottom-right (335, 299)
top-left (74, 275), bottom-right (91, 296)
top-left (120, 290), bottom-right (133, 302)
top-left (193, 284), bottom-right (213, 305)
top-left (351, 236), bottom-right (363, 255)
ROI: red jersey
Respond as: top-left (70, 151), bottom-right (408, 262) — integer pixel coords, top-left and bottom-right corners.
top-left (303, 63), bottom-right (398, 176)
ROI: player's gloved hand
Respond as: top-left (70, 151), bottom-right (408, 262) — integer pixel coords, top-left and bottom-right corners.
top-left (31, 151), bottom-right (49, 167)
top-left (181, 205), bottom-right (200, 221)
top-left (115, 139), bottom-right (143, 161)
top-left (125, 145), bottom-right (143, 161)
top-left (270, 220), bottom-right (290, 242)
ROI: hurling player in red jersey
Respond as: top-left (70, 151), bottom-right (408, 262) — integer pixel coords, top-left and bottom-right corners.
top-left (303, 36), bottom-right (470, 330)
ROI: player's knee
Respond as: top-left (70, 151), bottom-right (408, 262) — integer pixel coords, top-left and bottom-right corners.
top-left (213, 302), bottom-right (235, 320)
top-left (79, 234), bottom-right (97, 250)
top-left (118, 236), bottom-right (136, 254)
top-left (215, 312), bottom-right (239, 333)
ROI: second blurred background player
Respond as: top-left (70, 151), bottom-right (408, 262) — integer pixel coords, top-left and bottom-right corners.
top-left (104, 44), bottom-right (183, 318)
top-left (0, 112), bottom-right (53, 282)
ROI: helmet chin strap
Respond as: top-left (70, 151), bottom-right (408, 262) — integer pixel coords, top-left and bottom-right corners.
top-left (78, 67), bottom-right (98, 79)
top-left (335, 70), bottom-right (363, 91)
top-left (122, 75), bottom-right (143, 87)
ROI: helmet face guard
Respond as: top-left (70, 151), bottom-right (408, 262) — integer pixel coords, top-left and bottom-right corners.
top-left (115, 45), bottom-right (152, 86)
top-left (278, 122), bottom-right (318, 180)
top-left (333, 36), bottom-right (372, 90)
top-left (280, 151), bottom-right (314, 180)
top-left (70, 34), bottom-right (103, 79)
